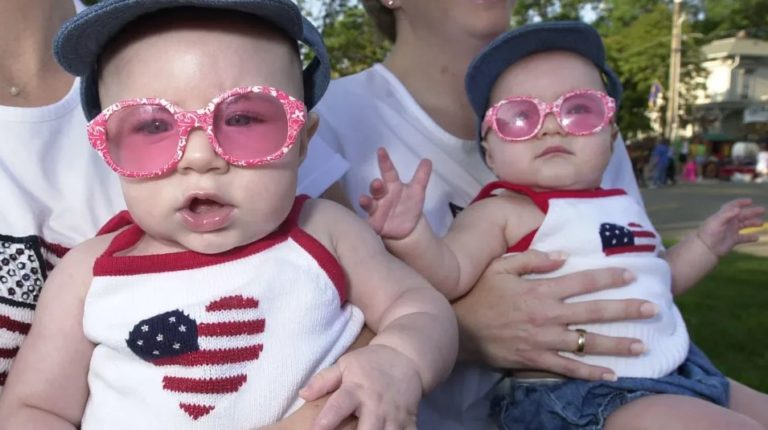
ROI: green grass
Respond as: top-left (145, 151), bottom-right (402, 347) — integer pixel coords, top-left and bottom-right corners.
top-left (674, 248), bottom-right (768, 393)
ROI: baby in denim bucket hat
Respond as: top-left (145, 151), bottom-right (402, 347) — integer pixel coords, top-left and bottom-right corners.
top-left (0, 1), bottom-right (459, 429)
top-left (359, 20), bottom-right (767, 429)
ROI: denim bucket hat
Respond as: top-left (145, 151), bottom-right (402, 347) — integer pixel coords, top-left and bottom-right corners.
top-left (465, 21), bottom-right (623, 140)
top-left (54, 0), bottom-right (331, 120)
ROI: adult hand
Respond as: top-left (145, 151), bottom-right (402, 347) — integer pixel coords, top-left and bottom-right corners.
top-left (453, 250), bottom-right (658, 381)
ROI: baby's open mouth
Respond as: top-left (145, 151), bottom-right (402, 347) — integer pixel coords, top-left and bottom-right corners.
top-left (179, 193), bottom-right (235, 233)
top-left (187, 197), bottom-right (225, 214)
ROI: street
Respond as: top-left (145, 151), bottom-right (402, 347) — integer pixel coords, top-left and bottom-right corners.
top-left (641, 181), bottom-right (768, 256)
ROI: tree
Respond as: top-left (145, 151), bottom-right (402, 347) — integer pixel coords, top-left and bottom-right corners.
top-left (599, 1), bottom-right (707, 139)
top-left (693, 0), bottom-right (768, 40)
top-left (319, 5), bottom-right (390, 78)
top-left (512, 0), bottom-right (599, 25)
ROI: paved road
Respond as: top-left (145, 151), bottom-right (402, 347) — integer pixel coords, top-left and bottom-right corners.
top-left (640, 181), bottom-right (768, 256)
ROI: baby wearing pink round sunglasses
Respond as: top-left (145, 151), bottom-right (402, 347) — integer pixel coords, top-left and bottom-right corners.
top-left (0, 2), bottom-right (458, 430)
top-left (362, 21), bottom-right (768, 429)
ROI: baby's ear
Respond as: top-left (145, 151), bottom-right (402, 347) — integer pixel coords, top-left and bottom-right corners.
top-left (481, 139), bottom-right (495, 169)
top-left (610, 122), bottom-right (620, 144)
top-left (298, 112), bottom-right (320, 161)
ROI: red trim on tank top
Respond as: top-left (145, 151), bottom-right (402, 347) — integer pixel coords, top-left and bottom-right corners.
top-left (92, 196), bottom-right (298, 275)
top-left (507, 228), bottom-right (539, 253)
top-left (91, 196), bottom-right (348, 304)
top-left (286, 195), bottom-right (348, 303)
top-left (96, 210), bottom-right (134, 236)
top-left (472, 181), bottom-right (627, 253)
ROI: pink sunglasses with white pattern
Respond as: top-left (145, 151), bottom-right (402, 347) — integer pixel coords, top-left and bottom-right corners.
top-left (87, 86), bottom-right (306, 178)
top-left (482, 89), bottom-right (616, 142)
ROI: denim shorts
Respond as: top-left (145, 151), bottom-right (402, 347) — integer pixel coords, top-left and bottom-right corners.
top-left (493, 343), bottom-right (729, 430)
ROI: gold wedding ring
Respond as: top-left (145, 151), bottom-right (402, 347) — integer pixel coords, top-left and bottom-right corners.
top-left (574, 328), bottom-right (587, 354)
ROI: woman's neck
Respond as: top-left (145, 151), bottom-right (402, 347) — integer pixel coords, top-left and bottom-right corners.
top-left (383, 30), bottom-right (497, 140)
top-left (0, 0), bottom-right (76, 107)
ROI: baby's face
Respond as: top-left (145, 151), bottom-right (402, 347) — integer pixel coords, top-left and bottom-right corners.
top-left (98, 18), bottom-right (313, 254)
top-left (482, 51), bottom-right (613, 191)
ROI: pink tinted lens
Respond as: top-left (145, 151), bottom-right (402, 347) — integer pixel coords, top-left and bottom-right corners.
top-left (495, 99), bottom-right (541, 140)
top-left (106, 104), bottom-right (180, 173)
top-left (213, 92), bottom-right (288, 161)
top-left (559, 93), bottom-right (607, 134)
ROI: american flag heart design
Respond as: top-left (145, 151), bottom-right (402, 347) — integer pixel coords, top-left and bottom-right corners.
top-left (599, 222), bottom-right (657, 256)
top-left (126, 295), bottom-right (265, 420)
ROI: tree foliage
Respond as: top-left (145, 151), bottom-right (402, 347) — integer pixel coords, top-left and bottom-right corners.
top-left (511, 0), bottom-right (598, 25)
top-left (599, 2), bottom-right (705, 138)
top-left (318, 5), bottom-right (390, 78)
top-left (692, 0), bottom-right (768, 40)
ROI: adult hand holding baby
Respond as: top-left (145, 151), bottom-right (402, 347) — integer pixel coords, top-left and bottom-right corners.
top-left (454, 250), bottom-right (656, 381)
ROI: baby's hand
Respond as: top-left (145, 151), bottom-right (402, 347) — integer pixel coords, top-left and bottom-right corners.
top-left (359, 148), bottom-right (431, 240)
top-left (299, 344), bottom-right (421, 430)
top-left (696, 198), bottom-right (765, 257)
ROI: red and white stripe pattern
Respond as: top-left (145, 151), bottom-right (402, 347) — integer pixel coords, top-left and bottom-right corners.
top-left (0, 299), bottom-right (33, 387)
top-left (40, 240), bottom-right (69, 274)
top-left (128, 295), bottom-right (265, 420)
top-left (0, 235), bottom-right (68, 390)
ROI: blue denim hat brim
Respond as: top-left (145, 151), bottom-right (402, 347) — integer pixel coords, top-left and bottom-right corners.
top-left (465, 21), bottom-right (623, 141)
top-left (55, 0), bottom-right (330, 119)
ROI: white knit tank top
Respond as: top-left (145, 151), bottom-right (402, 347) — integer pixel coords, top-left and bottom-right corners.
top-left (81, 196), bottom-right (364, 429)
top-left (474, 182), bottom-right (689, 378)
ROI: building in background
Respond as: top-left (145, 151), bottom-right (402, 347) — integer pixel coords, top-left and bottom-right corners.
top-left (692, 31), bottom-right (768, 149)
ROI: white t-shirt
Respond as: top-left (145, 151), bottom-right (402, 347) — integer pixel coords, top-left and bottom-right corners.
top-left (313, 63), bottom-right (644, 429)
top-left (0, 78), bottom-right (126, 393)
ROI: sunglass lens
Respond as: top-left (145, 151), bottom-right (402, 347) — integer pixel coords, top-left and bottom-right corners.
top-left (495, 99), bottom-right (540, 140)
top-left (560, 93), bottom-right (606, 134)
top-left (213, 92), bottom-right (289, 162)
top-left (106, 104), bottom-right (179, 174)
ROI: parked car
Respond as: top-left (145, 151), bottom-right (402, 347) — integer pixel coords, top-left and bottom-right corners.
top-left (713, 141), bottom-right (758, 181)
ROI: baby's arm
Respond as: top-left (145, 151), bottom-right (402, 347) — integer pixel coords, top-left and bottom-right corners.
top-left (0, 235), bottom-right (109, 428)
top-left (666, 198), bottom-right (764, 295)
top-left (360, 148), bottom-right (516, 299)
top-left (262, 329), bottom-right (375, 430)
top-left (299, 199), bottom-right (458, 430)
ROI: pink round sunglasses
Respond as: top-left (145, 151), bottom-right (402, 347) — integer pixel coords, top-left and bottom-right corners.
top-left (482, 89), bottom-right (616, 142)
top-left (87, 86), bottom-right (306, 179)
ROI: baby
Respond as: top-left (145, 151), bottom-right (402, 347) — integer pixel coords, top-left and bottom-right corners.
top-left (0, 1), bottom-right (457, 429)
top-left (362, 21), bottom-right (767, 429)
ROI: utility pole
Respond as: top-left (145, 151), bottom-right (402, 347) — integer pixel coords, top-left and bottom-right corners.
top-left (665, 0), bottom-right (684, 141)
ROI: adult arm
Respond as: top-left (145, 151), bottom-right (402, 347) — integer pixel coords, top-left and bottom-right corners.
top-left (452, 250), bottom-right (658, 381)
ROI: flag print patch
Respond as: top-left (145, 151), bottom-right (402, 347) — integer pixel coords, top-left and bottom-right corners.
top-left (126, 295), bottom-right (265, 420)
top-left (600, 222), bottom-right (657, 256)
